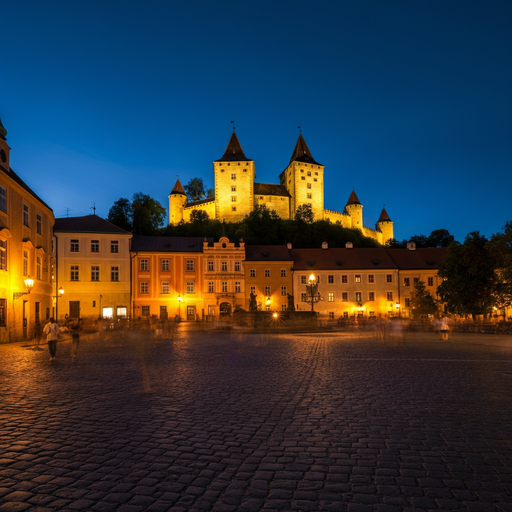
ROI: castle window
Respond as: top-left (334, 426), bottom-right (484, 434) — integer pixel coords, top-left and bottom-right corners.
top-left (328, 293), bottom-right (334, 302)
top-left (250, 286), bottom-right (256, 294)
top-left (243, 169), bottom-right (247, 172)
top-left (281, 269), bottom-right (286, 277)
top-left (221, 169), bottom-right (224, 172)
top-left (387, 274), bottom-right (393, 283)
top-left (231, 186), bottom-right (236, 192)
top-left (222, 282), bottom-right (228, 292)
top-left (238, 163), bottom-right (240, 166)
top-left (315, 172), bottom-right (318, 175)
top-left (231, 196), bottom-right (236, 202)
top-left (307, 193), bottom-right (312, 199)
top-left (301, 275), bottom-right (307, 284)
top-left (140, 259), bottom-right (149, 271)
top-left (307, 171), bottom-right (311, 176)
top-left (228, 163), bottom-right (230, 166)
top-left (301, 177), bottom-right (305, 180)
top-left (307, 183), bottom-right (311, 189)
top-left (404, 277), bottom-right (410, 287)
top-left (405, 298), bottom-right (411, 307)
top-left (187, 282), bottom-right (195, 294)
top-left (300, 169), bottom-right (304, 173)
top-left (140, 282), bottom-right (149, 294)
top-left (232, 206), bottom-right (236, 211)
top-left (231, 174), bottom-right (236, 180)
top-left (314, 178), bottom-right (317, 182)
top-left (162, 259), bottom-right (170, 271)
top-left (265, 286), bottom-right (271, 296)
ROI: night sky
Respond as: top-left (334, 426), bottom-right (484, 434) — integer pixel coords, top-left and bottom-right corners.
top-left (2, 0), bottom-right (511, 243)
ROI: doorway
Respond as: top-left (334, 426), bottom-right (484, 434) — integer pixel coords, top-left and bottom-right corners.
top-left (219, 302), bottom-right (232, 316)
top-left (186, 305), bottom-right (196, 321)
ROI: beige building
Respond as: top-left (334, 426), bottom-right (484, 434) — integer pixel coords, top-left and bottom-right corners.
top-left (0, 117), bottom-right (55, 342)
top-left (169, 132), bottom-right (394, 244)
top-left (53, 215), bottom-right (132, 321)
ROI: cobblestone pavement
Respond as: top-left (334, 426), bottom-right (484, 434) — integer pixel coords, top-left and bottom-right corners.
top-left (1, 328), bottom-right (512, 512)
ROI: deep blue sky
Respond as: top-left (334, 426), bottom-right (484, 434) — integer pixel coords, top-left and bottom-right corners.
top-left (2, 0), bottom-right (511, 242)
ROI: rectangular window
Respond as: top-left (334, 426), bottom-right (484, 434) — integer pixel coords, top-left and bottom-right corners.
top-left (235, 281), bottom-right (241, 293)
top-left (161, 282), bottom-right (170, 294)
top-left (328, 275), bottom-right (334, 284)
top-left (355, 292), bottom-right (362, 302)
top-left (208, 281), bottom-right (214, 293)
top-left (329, 312), bottom-right (334, 320)
top-left (221, 261), bottom-right (228, 271)
top-left (250, 269), bottom-right (256, 277)
top-left (23, 250), bottom-right (28, 276)
top-left (281, 286), bottom-right (287, 296)
top-left (231, 186), bottom-right (236, 192)
top-left (405, 298), bottom-right (411, 307)
top-left (111, 240), bottom-right (119, 253)
top-left (70, 239), bottom-right (79, 252)
top-left (186, 260), bottom-right (194, 271)
top-left (250, 286), bottom-right (256, 295)
top-left (23, 204), bottom-right (29, 226)
top-left (36, 214), bottom-right (42, 235)
top-left (387, 291), bottom-right (393, 301)
top-left (301, 176), bottom-right (305, 180)
top-left (111, 266), bottom-right (119, 281)
top-left (0, 239), bottom-right (6, 270)
top-left (235, 261), bottom-right (241, 272)
top-left (428, 277), bottom-right (434, 286)
top-left (307, 171), bottom-right (311, 176)
top-left (307, 183), bottom-right (311, 189)
top-left (140, 259), bottom-right (149, 271)
top-left (386, 274), bottom-right (393, 283)
top-left (404, 277), bottom-right (410, 286)
top-left (140, 282), bottom-right (149, 294)
top-left (186, 281), bottom-right (195, 294)
top-left (301, 292), bottom-right (307, 302)
top-left (231, 196), bottom-right (237, 202)
top-left (264, 269), bottom-right (270, 277)
top-left (0, 187), bottom-right (6, 213)
top-left (307, 193), bottom-right (312, 199)
top-left (36, 256), bottom-right (41, 280)
top-left (368, 274), bottom-right (374, 283)
top-left (282, 304), bottom-right (287, 311)
top-left (160, 305), bottom-right (168, 319)
top-left (231, 173), bottom-right (236, 180)
top-left (232, 206), bottom-right (236, 211)
top-left (265, 286), bottom-right (271, 296)
top-left (328, 292), bottom-right (334, 302)
top-left (0, 298), bottom-right (6, 326)
top-left (141, 306), bottom-right (150, 317)
top-left (368, 292), bottom-right (375, 301)
top-left (414, 278), bottom-right (419, 285)
top-left (91, 240), bottom-right (99, 252)
top-left (222, 281), bottom-right (228, 293)
top-left (301, 275), bottom-right (307, 284)
top-left (91, 266), bottom-right (99, 281)
top-left (342, 292), bottom-right (348, 302)
top-left (162, 259), bottom-right (170, 271)
top-left (355, 275), bottom-right (361, 283)
top-left (208, 260), bottom-right (214, 271)
top-left (70, 265), bottom-right (79, 281)
top-left (280, 269), bottom-right (286, 277)
top-left (342, 275), bottom-right (347, 284)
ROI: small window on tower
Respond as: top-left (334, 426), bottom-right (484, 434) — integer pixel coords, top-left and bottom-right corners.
top-left (232, 206), bottom-right (236, 211)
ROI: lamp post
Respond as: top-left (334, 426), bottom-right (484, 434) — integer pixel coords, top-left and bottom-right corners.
top-left (305, 274), bottom-right (322, 312)
top-left (177, 294), bottom-right (183, 320)
top-left (54, 286), bottom-right (64, 321)
top-left (13, 276), bottom-right (34, 300)
top-left (395, 301), bottom-right (401, 318)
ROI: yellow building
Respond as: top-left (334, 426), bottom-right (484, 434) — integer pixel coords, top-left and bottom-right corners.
top-left (0, 116), bottom-right (55, 342)
top-left (131, 236), bottom-right (212, 321)
top-left (169, 131), bottom-right (394, 244)
top-left (53, 215), bottom-right (132, 321)
top-left (244, 245), bottom-right (294, 312)
top-left (203, 236), bottom-right (245, 318)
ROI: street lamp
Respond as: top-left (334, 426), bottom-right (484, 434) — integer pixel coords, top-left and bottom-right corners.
top-left (54, 286), bottom-right (64, 320)
top-left (395, 302), bottom-right (401, 318)
top-left (266, 297), bottom-right (271, 310)
top-left (177, 294), bottom-right (183, 319)
top-left (14, 277), bottom-right (34, 300)
top-left (305, 273), bottom-right (322, 312)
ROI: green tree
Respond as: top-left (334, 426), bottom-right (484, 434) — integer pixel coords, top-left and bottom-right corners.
top-left (190, 209), bottom-right (210, 223)
top-left (206, 188), bottom-right (215, 199)
top-left (437, 232), bottom-right (497, 319)
top-left (488, 221), bottom-right (512, 312)
top-left (427, 229), bottom-right (455, 247)
top-left (295, 204), bottom-right (314, 223)
top-left (410, 280), bottom-right (437, 317)
top-left (107, 197), bottom-right (132, 231)
top-left (385, 238), bottom-right (407, 248)
top-left (184, 178), bottom-right (208, 202)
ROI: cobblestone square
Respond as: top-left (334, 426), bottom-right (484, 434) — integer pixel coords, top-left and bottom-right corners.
top-left (1, 328), bottom-right (512, 511)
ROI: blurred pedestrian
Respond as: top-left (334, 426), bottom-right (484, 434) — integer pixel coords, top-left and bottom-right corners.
top-left (440, 316), bottom-right (450, 340)
top-left (33, 321), bottom-right (43, 349)
top-left (44, 317), bottom-right (60, 360)
top-left (71, 319), bottom-right (82, 359)
top-left (431, 317), bottom-right (442, 340)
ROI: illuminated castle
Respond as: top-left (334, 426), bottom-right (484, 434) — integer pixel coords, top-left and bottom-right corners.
top-left (169, 132), bottom-right (393, 244)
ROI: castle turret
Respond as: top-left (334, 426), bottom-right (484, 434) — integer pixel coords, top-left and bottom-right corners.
top-left (376, 207), bottom-right (393, 244)
top-left (168, 179), bottom-right (188, 225)
top-left (345, 190), bottom-right (363, 229)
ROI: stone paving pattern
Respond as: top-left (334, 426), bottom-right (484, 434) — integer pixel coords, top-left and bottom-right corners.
top-left (1, 328), bottom-right (512, 511)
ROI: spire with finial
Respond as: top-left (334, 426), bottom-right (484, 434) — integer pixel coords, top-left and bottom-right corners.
top-left (377, 206), bottom-right (391, 223)
top-left (346, 189), bottom-right (361, 206)
top-left (171, 178), bottom-right (186, 195)
top-left (289, 133), bottom-right (321, 165)
top-left (215, 131), bottom-right (252, 162)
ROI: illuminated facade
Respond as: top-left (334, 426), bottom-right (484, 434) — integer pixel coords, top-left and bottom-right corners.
top-left (169, 132), bottom-right (394, 244)
top-left (53, 215), bottom-right (132, 321)
top-left (0, 117), bottom-right (55, 342)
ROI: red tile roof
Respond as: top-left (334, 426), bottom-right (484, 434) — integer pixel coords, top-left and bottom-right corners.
top-left (54, 215), bottom-right (130, 234)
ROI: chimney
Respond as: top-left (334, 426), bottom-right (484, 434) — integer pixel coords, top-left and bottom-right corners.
top-left (322, 242), bottom-right (328, 250)
top-left (407, 241), bottom-right (416, 251)
top-left (286, 242), bottom-right (292, 249)
top-left (345, 242), bottom-right (353, 249)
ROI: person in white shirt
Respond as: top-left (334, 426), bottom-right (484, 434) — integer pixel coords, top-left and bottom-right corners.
top-left (43, 318), bottom-right (60, 360)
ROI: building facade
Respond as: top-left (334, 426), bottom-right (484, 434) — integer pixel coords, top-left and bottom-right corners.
top-left (0, 117), bottom-right (55, 342)
top-left (53, 215), bottom-right (132, 322)
top-left (169, 132), bottom-right (394, 245)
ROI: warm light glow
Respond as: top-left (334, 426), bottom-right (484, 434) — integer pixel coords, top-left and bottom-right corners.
top-left (266, 297), bottom-right (271, 306)
top-left (24, 277), bottom-right (34, 291)
top-left (58, 286), bottom-right (65, 296)
top-left (308, 274), bottom-right (316, 283)
top-left (273, 312), bottom-right (278, 318)
top-left (177, 295), bottom-right (183, 302)
top-left (395, 302), bottom-right (400, 309)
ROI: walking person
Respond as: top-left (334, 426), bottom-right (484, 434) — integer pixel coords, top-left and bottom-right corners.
top-left (71, 319), bottom-right (82, 360)
top-left (440, 316), bottom-right (450, 341)
top-left (33, 321), bottom-right (43, 349)
top-left (44, 317), bottom-right (60, 360)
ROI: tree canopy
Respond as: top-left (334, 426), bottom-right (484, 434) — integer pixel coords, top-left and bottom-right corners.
top-left (410, 280), bottom-right (437, 317)
top-left (183, 177), bottom-right (214, 202)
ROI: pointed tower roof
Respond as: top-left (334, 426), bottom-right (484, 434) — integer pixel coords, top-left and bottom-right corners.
top-left (0, 116), bottom-right (7, 140)
top-left (171, 178), bottom-right (186, 195)
top-left (214, 132), bottom-right (252, 162)
top-left (289, 134), bottom-right (322, 165)
top-left (377, 207), bottom-right (391, 223)
top-left (346, 190), bottom-right (361, 206)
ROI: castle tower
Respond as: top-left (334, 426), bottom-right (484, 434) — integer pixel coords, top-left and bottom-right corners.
top-left (376, 207), bottom-right (393, 244)
top-left (213, 131), bottom-right (255, 222)
top-left (0, 116), bottom-right (10, 173)
top-left (168, 179), bottom-right (188, 225)
top-left (279, 134), bottom-right (324, 221)
top-left (345, 190), bottom-right (363, 229)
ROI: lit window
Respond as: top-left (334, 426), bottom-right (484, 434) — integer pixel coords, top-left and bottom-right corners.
top-left (265, 286), bottom-right (271, 296)
top-left (111, 240), bottom-right (119, 253)
top-left (368, 292), bottom-right (375, 301)
top-left (140, 282), bottom-right (149, 294)
top-left (161, 282), bottom-right (170, 294)
top-left (387, 292), bottom-right (393, 300)
top-left (23, 204), bottom-right (29, 226)
top-left (162, 259), bottom-right (170, 271)
top-left (0, 187), bottom-right (6, 213)
top-left (140, 259), bottom-right (149, 271)
top-left (36, 214), bottom-right (42, 235)
top-left (235, 261), bottom-right (241, 272)
top-left (186, 281), bottom-right (195, 294)
top-left (328, 275), bottom-right (334, 284)
top-left (221, 261), bottom-right (228, 271)
top-left (235, 281), bottom-right (241, 293)
top-left (23, 250), bottom-right (28, 276)
top-left (342, 292), bottom-right (348, 302)
top-left (328, 292), bottom-right (334, 302)
top-left (111, 266), bottom-right (119, 281)
top-left (208, 281), bottom-right (214, 293)
top-left (368, 275), bottom-right (374, 283)
top-left (264, 269), bottom-right (270, 277)
top-left (222, 281), bottom-right (228, 293)
top-left (355, 275), bottom-right (361, 283)
top-left (36, 256), bottom-right (41, 280)
top-left (91, 240), bottom-right (99, 252)
top-left (0, 239), bottom-right (6, 270)
top-left (355, 292), bottom-right (362, 302)
top-left (250, 269), bottom-right (256, 277)
top-left (91, 266), bottom-right (100, 281)
top-left (281, 269), bottom-right (286, 277)
top-left (70, 239), bottom-right (79, 252)
top-left (281, 286), bottom-right (287, 296)
top-left (186, 260), bottom-right (194, 271)
top-left (70, 265), bottom-right (79, 281)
